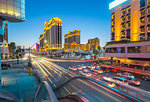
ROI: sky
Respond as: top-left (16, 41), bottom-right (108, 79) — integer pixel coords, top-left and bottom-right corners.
top-left (8, 0), bottom-right (113, 48)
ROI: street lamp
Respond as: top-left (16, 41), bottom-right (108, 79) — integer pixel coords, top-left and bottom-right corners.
top-left (44, 40), bottom-right (47, 43)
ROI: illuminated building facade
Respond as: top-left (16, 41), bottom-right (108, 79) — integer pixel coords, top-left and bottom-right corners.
top-left (3, 21), bottom-right (8, 42)
top-left (39, 34), bottom-right (44, 51)
top-left (64, 30), bottom-right (90, 52)
top-left (1, 42), bottom-right (9, 59)
top-left (65, 30), bottom-right (80, 44)
top-left (88, 37), bottom-right (100, 50)
top-left (105, 0), bottom-right (150, 66)
top-left (0, 0), bottom-right (25, 22)
top-left (40, 17), bottom-right (62, 51)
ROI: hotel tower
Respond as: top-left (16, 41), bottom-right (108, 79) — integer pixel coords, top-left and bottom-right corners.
top-left (105, 0), bottom-right (150, 67)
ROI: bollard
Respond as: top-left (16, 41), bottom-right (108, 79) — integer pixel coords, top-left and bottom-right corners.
top-left (29, 67), bottom-right (31, 76)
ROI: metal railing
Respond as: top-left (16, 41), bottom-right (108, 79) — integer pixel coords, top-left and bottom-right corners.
top-left (34, 81), bottom-right (58, 102)
top-left (54, 76), bottom-right (143, 102)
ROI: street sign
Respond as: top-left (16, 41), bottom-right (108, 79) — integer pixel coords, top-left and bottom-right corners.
top-left (33, 58), bottom-right (41, 61)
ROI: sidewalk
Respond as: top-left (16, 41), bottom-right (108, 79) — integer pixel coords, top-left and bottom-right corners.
top-left (104, 64), bottom-right (150, 76)
top-left (1, 69), bottom-right (40, 102)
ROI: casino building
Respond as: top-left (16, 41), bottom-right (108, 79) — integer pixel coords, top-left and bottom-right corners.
top-left (105, 0), bottom-right (150, 67)
top-left (39, 17), bottom-right (62, 51)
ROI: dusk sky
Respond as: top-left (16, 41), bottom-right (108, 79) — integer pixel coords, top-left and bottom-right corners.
top-left (8, 0), bottom-right (113, 48)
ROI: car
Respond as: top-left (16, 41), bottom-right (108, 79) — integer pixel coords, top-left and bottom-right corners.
top-left (91, 70), bottom-right (98, 75)
top-left (69, 66), bottom-right (77, 71)
top-left (95, 64), bottom-right (102, 68)
top-left (94, 68), bottom-right (103, 73)
top-left (127, 78), bottom-right (140, 86)
top-left (1, 63), bottom-right (12, 68)
top-left (112, 77), bottom-right (129, 85)
top-left (142, 76), bottom-right (150, 81)
top-left (107, 82), bottom-right (115, 87)
top-left (87, 65), bottom-right (95, 70)
top-left (77, 65), bottom-right (82, 70)
top-left (117, 72), bottom-right (134, 78)
top-left (80, 71), bottom-right (91, 77)
top-left (81, 64), bottom-right (86, 69)
top-left (82, 69), bottom-right (89, 73)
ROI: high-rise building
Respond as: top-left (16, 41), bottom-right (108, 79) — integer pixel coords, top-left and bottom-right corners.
top-left (105, 0), bottom-right (150, 66)
top-left (88, 37), bottom-right (100, 50)
top-left (65, 30), bottom-right (80, 44)
top-left (3, 21), bottom-right (8, 42)
top-left (64, 30), bottom-right (80, 50)
top-left (39, 34), bottom-right (44, 51)
top-left (64, 30), bottom-right (91, 51)
top-left (40, 17), bottom-right (62, 51)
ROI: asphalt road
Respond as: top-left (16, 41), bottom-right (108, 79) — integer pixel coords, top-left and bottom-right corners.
top-left (32, 57), bottom-right (142, 102)
top-left (54, 61), bottom-right (150, 91)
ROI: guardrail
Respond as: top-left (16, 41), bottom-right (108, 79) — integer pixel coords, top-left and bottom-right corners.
top-left (102, 76), bottom-right (150, 102)
top-left (34, 81), bottom-right (58, 102)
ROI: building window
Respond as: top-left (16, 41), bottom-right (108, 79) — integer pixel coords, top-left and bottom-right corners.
top-left (147, 16), bottom-right (150, 22)
top-left (110, 48), bottom-right (117, 53)
top-left (121, 8), bottom-right (126, 15)
top-left (147, 7), bottom-right (150, 14)
top-left (128, 46), bottom-right (141, 53)
top-left (147, 0), bottom-right (150, 6)
top-left (147, 25), bottom-right (150, 32)
top-left (140, 26), bottom-right (145, 33)
top-left (140, 33), bottom-right (145, 40)
top-left (111, 33), bottom-right (115, 41)
top-left (121, 16), bottom-right (125, 22)
top-left (111, 26), bottom-right (115, 32)
top-left (121, 30), bottom-right (125, 40)
top-left (148, 33), bottom-right (150, 39)
top-left (126, 15), bottom-right (131, 21)
top-left (140, 9), bottom-right (145, 16)
top-left (140, 17), bottom-right (145, 24)
top-left (106, 47), bottom-right (125, 53)
top-left (126, 29), bottom-right (130, 41)
top-left (121, 23), bottom-right (125, 29)
top-left (111, 20), bottom-right (115, 26)
top-left (140, 0), bottom-right (145, 8)
top-left (126, 22), bottom-right (130, 28)
top-left (126, 6), bottom-right (131, 14)
top-left (111, 13), bottom-right (115, 20)
top-left (117, 47), bottom-right (125, 53)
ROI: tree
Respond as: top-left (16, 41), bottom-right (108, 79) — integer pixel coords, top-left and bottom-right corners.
top-left (97, 46), bottom-right (101, 51)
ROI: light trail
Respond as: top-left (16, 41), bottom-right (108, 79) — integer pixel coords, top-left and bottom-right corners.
top-left (38, 60), bottom-right (62, 77)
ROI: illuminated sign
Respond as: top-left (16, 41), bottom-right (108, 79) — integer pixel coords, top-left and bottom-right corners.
top-left (109, 0), bottom-right (128, 9)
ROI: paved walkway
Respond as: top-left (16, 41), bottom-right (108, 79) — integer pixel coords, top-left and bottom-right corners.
top-left (1, 70), bottom-right (40, 102)
top-left (103, 64), bottom-right (150, 76)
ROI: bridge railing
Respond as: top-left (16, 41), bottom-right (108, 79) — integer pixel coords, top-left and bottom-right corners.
top-left (34, 81), bottom-right (58, 102)
top-left (54, 76), bottom-right (143, 102)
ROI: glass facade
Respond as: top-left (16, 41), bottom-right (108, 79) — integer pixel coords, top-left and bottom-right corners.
top-left (0, 0), bottom-right (25, 21)
top-left (106, 47), bottom-right (125, 53)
